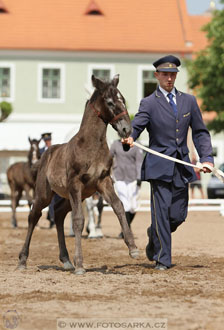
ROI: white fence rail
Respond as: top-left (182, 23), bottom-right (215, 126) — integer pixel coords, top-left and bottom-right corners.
top-left (1, 199), bottom-right (224, 214)
top-left (135, 199), bottom-right (224, 213)
top-left (0, 200), bottom-right (47, 213)
top-left (104, 199), bottom-right (224, 214)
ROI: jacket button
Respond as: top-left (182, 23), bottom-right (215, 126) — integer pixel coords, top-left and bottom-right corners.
top-left (176, 138), bottom-right (179, 141)
top-left (176, 129), bottom-right (179, 132)
top-left (176, 120), bottom-right (179, 123)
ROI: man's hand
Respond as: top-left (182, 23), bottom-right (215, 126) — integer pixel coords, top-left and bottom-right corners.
top-left (201, 162), bottom-right (214, 173)
top-left (121, 137), bottom-right (134, 147)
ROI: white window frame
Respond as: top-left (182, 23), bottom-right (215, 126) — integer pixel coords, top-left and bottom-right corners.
top-left (86, 64), bottom-right (115, 96)
top-left (38, 63), bottom-right (65, 103)
top-left (0, 62), bottom-right (15, 102)
top-left (137, 64), bottom-right (156, 104)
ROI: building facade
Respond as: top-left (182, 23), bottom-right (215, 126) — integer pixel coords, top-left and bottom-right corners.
top-left (0, 0), bottom-right (222, 195)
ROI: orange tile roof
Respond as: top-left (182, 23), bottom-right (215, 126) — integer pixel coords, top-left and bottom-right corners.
top-left (0, 0), bottom-right (201, 54)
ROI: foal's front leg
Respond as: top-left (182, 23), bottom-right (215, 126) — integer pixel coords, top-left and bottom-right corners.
top-left (98, 177), bottom-right (139, 259)
top-left (69, 187), bottom-right (86, 275)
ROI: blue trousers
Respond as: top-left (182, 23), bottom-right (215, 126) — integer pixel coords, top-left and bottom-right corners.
top-left (150, 178), bottom-right (188, 267)
top-left (47, 194), bottom-right (63, 222)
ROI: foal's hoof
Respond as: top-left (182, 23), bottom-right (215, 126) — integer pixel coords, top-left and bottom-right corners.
top-left (11, 221), bottom-right (17, 228)
top-left (129, 248), bottom-right (139, 259)
top-left (63, 261), bottom-right (75, 270)
top-left (75, 268), bottom-right (86, 275)
top-left (16, 263), bottom-right (26, 270)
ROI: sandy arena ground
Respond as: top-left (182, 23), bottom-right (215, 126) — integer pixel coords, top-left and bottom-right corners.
top-left (0, 208), bottom-right (224, 330)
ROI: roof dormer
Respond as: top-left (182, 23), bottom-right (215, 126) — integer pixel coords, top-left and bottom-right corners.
top-left (0, 0), bottom-right (8, 13)
top-left (85, 0), bottom-right (103, 16)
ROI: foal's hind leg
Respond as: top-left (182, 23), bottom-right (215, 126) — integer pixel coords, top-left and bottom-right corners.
top-left (54, 198), bottom-right (74, 270)
top-left (98, 177), bottom-right (139, 259)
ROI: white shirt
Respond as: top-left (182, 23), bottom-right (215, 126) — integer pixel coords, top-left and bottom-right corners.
top-left (159, 86), bottom-right (177, 105)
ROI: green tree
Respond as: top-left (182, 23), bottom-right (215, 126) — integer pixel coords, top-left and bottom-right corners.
top-left (186, 1), bottom-right (224, 133)
top-left (0, 101), bottom-right (13, 122)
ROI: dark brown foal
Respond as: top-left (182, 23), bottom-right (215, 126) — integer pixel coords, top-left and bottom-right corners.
top-left (18, 75), bottom-right (139, 274)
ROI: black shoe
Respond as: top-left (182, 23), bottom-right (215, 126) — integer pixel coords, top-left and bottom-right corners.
top-left (155, 262), bottom-right (168, 271)
top-left (145, 226), bottom-right (154, 261)
top-left (49, 221), bottom-right (55, 229)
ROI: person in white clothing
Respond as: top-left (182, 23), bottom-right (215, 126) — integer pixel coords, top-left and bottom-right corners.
top-left (110, 139), bottom-right (143, 238)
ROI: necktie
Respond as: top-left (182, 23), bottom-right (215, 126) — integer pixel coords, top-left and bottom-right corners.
top-left (167, 93), bottom-right (178, 117)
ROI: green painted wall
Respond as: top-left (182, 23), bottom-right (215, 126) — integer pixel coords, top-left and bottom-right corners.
top-left (0, 51), bottom-right (189, 118)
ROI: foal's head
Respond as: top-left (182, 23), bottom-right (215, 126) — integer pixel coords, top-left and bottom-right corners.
top-left (91, 75), bottom-right (132, 138)
top-left (28, 137), bottom-right (41, 165)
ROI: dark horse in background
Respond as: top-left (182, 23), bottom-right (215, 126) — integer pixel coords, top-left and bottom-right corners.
top-left (7, 138), bottom-right (41, 228)
top-left (18, 74), bottom-right (139, 274)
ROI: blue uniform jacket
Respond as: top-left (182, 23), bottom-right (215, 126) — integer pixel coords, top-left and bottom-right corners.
top-left (131, 88), bottom-right (213, 183)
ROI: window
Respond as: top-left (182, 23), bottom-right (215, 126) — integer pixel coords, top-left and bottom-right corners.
top-left (142, 70), bottom-right (157, 97)
top-left (38, 64), bottom-right (65, 103)
top-left (92, 69), bottom-right (110, 80)
top-left (137, 65), bottom-right (157, 103)
top-left (87, 64), bottom-right (115, 96)
top-left (0, 68), bottom-right (10, 97)
top-left (212, 147), bottom-right (218, 157)
top-left (0, 63), bottom-right (15, 102)
top-left (42, 69), bottom-right (60, 99)
top-left (210, 140), bottom-right (224, 166)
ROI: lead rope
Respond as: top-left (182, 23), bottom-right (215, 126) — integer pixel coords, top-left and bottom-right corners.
top-left (133, 141), bottom-right (224, 183)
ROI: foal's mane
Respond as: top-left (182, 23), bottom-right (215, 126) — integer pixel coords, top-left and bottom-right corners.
top-left (89, 89), bottom-right (100, 104)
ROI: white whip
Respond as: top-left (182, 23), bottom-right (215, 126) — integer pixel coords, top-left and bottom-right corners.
top-left (133, 141), bottom-right (224, 183)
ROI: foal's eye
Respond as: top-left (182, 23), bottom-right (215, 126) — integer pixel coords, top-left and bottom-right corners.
top-left (107, 101), bottom-right (114, 107)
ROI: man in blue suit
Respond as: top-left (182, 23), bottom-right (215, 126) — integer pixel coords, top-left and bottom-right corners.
top-left (122, 55), bottom-right (214, 270)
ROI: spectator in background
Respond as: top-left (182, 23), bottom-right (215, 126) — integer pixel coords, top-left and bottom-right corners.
top-left (40, 132), bottom-right (52, 154)
top-left (190, 154), bottom-right (205, 199)
top-left (40, 132), bottom-right (56, 228)
top-left (110, 138), bottom-right (143, 238)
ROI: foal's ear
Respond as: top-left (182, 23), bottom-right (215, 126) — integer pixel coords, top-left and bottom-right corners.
top-left (28, 137), bottom-right (31, 144)
top-left (91, 75), bottom-right (105, 91)
top-left (112, 74), bottom-right (119, 87)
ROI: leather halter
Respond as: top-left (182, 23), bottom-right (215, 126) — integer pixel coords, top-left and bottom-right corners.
top-left (90, 103), bottom-right (128, 125)
top-left (109, 110), bottom-right (128, 124)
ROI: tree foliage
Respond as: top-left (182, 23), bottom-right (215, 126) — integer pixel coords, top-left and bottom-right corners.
top-left (186, 2), bottom-right (224, 133)
top-left (0, 101), bottom-right (13, 122)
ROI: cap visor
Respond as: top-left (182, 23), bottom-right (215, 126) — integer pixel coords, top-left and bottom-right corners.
top-left (157, 68), bottom-right (179, 72)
